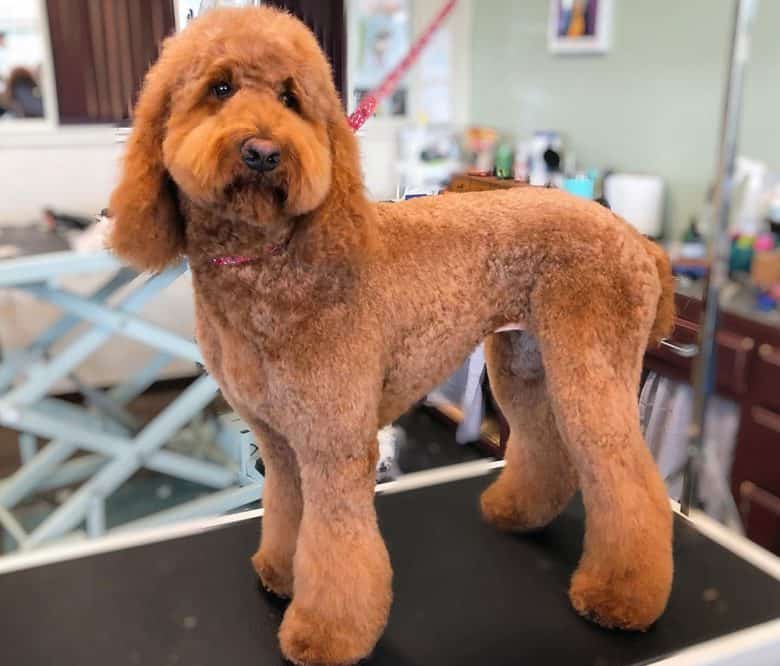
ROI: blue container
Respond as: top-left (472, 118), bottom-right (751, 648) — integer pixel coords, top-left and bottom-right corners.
top-left (563, 177), bottom-right (595, 200)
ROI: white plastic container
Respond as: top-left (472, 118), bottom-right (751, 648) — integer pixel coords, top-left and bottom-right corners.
top-left (603, 173), bottom-right (665, 237)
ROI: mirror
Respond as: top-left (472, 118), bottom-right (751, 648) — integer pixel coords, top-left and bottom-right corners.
top-left (0, 0), bottom-right (47, 121)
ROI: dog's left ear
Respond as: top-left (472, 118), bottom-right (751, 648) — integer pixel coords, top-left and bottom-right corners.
top-left (325, 101), bottom-right (366, 205)
top-left (108, 47), bottom-right (185, 272)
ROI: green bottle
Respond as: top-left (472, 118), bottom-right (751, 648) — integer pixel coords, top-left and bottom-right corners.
top-left (495, 143), bottom-right (514, 179)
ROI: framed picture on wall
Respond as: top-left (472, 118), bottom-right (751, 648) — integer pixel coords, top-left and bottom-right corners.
top-left (349, 0), bottom-right (411, 118)
top-left (548, 0), bottom-right (613, 54)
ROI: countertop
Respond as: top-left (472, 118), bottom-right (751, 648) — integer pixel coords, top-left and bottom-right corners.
top-left (675, 277), bottom-right (780, 329)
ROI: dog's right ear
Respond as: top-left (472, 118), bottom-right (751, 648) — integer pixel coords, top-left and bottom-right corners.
top-left (108, 49), bottom-right (185, 272)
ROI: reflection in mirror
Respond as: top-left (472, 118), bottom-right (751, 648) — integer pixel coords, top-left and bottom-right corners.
top-left (0, 0), bottom-right (47, 120)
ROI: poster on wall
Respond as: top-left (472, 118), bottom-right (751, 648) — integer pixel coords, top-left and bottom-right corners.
top-left (548, 0), bottom-right (613, 54)
top-left (417, 26), bottom-right (451, 124)
top-left (351, 0), bottom-right (410, 118)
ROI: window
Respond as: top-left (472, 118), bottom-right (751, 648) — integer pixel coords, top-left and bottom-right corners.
top-left (0, 0), bottom-right (48, 120)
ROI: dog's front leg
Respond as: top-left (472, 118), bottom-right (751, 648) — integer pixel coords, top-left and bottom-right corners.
top-left (279, 429), bottom-right (391, 666)
top-left (251, 426), bottom-right (302, 599)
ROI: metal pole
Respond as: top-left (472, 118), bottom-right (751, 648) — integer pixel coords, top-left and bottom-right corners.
top-left (681, 0), bottom-right (759, 515)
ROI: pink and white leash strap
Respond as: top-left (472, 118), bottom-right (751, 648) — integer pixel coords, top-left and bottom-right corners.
top-left (347, 0), bottom-right (458, 132)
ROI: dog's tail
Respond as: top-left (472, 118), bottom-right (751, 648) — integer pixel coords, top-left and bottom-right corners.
top-left (644, 238), bottom-right (675, 346)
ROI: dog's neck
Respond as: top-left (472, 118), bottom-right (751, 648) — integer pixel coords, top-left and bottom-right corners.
top-left (182, 184), bottom-right (375, 267)
top-left (182, 200), bottom-right (298, 265)
top-left (183, 186), bottom-right (375, 336)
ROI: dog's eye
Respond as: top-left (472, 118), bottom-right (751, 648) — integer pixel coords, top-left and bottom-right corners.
top-left (211, 81), bottom-right (234, 99)
top-left (279, 91), bottom-right (299, 111)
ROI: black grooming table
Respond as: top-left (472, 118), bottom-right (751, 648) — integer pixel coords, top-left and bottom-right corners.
top-left (1, 463), bottom-right (779, 665)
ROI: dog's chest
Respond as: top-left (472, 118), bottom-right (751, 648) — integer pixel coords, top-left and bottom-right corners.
top-left (195, 312), bottom-right (271, 411)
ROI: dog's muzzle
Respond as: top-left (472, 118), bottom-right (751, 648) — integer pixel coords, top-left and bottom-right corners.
top-left (241, 138), bottom-right (281, 173)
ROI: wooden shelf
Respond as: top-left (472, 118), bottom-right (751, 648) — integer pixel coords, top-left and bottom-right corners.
top-left (423, 400), bottom-right (503, 458)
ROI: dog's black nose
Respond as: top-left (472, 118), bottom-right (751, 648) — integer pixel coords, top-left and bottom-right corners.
top-left (241, 138), bottom-right (281, 172)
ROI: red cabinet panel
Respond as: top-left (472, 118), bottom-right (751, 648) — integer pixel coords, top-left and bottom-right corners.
top-left (739, 481), bottom-right (780, 553)
top-left (731, 406), bottom-right (780, 508)
top-left (753, 343), bottom-right (780, 413)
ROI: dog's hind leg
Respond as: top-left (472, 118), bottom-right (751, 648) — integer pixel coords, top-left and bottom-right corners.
top-left (481, 331), bottom-right (578, 531)
top-left (250, 423), bottom-right (302, 599)
top-left (532, 279), bottom-right (673, 631)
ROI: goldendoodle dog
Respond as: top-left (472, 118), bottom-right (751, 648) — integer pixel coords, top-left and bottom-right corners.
top-left (109, 6), bottom-right (675, 665)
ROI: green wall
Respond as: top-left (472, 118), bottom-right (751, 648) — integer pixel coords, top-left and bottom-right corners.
top-left (470, 1), bottom-right (780, 238)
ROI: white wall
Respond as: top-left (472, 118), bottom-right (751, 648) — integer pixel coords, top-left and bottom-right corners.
top-left (469, 1), bottom-right (780, 238)
top-left (0, 127), bottom-right (199, 388)
top-left (0, 127), bottom-right (120, 225)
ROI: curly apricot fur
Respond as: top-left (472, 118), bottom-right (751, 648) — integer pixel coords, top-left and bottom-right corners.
top-left (109, 7), bottom-right (675, 665)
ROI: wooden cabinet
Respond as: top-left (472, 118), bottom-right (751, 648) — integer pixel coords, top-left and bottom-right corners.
top-left (447, 173), bottom-right (527, 193)
top-left (646, 291), bottom-right (780, 553)
top-left (716, 331), bottom-right (755, 397)
top-left (754, 343), bottom-right (780, 412)
top-left (645, 298), bottom-right (756, 400)
top-left (738, 481), bottom-right (780, 554)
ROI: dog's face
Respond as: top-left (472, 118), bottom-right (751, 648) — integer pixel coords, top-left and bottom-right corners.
top-left (163, 9), bottom-right (334, 221)
top-left (109, 7), bottom-right (351, 271)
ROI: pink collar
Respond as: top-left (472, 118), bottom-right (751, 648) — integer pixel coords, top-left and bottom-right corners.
top-left (208, 241), bottom-right (285, 267)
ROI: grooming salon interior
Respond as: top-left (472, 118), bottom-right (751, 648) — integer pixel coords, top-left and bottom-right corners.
top-left (0, 1), bottom-right (779, 664)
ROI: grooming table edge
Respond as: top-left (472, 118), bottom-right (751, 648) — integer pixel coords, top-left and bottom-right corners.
top-left (0, 460), bottom-right (506, 574)
top-left (0, 459), bottom-right (778, 666)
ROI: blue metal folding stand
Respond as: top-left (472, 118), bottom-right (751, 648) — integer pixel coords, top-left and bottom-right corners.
top-left (0, 250), bottom-right (263, 551)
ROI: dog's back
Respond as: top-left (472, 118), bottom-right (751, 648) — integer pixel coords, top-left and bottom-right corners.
top-left (374, 186), bottom-right (674, 348)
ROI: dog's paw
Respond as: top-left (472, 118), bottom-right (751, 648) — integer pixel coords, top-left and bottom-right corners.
top-left (569, 562), bottom-right (671, 631)
top-left (279, 604), bottom-right (377, 666)
top-left (480, 479), bottom-right (528, 532)
top-left (479, 477), bottom-right (548, 532)
top-left (252, 550), bottom-right (293, 599)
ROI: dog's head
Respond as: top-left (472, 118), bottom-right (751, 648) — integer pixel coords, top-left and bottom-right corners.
top-left (109, 7), bottom-right (356, 271)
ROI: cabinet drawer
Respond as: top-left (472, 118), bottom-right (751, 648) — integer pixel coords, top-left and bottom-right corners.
top-left (753, 343), bottom-right (780, 411)
top-left (714, 330), bottom-right (755, 397)
top-left (448, 181), bottom-right (494, 193)
top-left (739, 481), bottom-right (780, 554)
top-left (731, 405), bottom-right (780, 499)
top-left (448, 178), bottom-right (470, 193)
top-left (649, 322), bottom-right (754, 397)
top-left (447, 175), bottom-right (526, 194)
